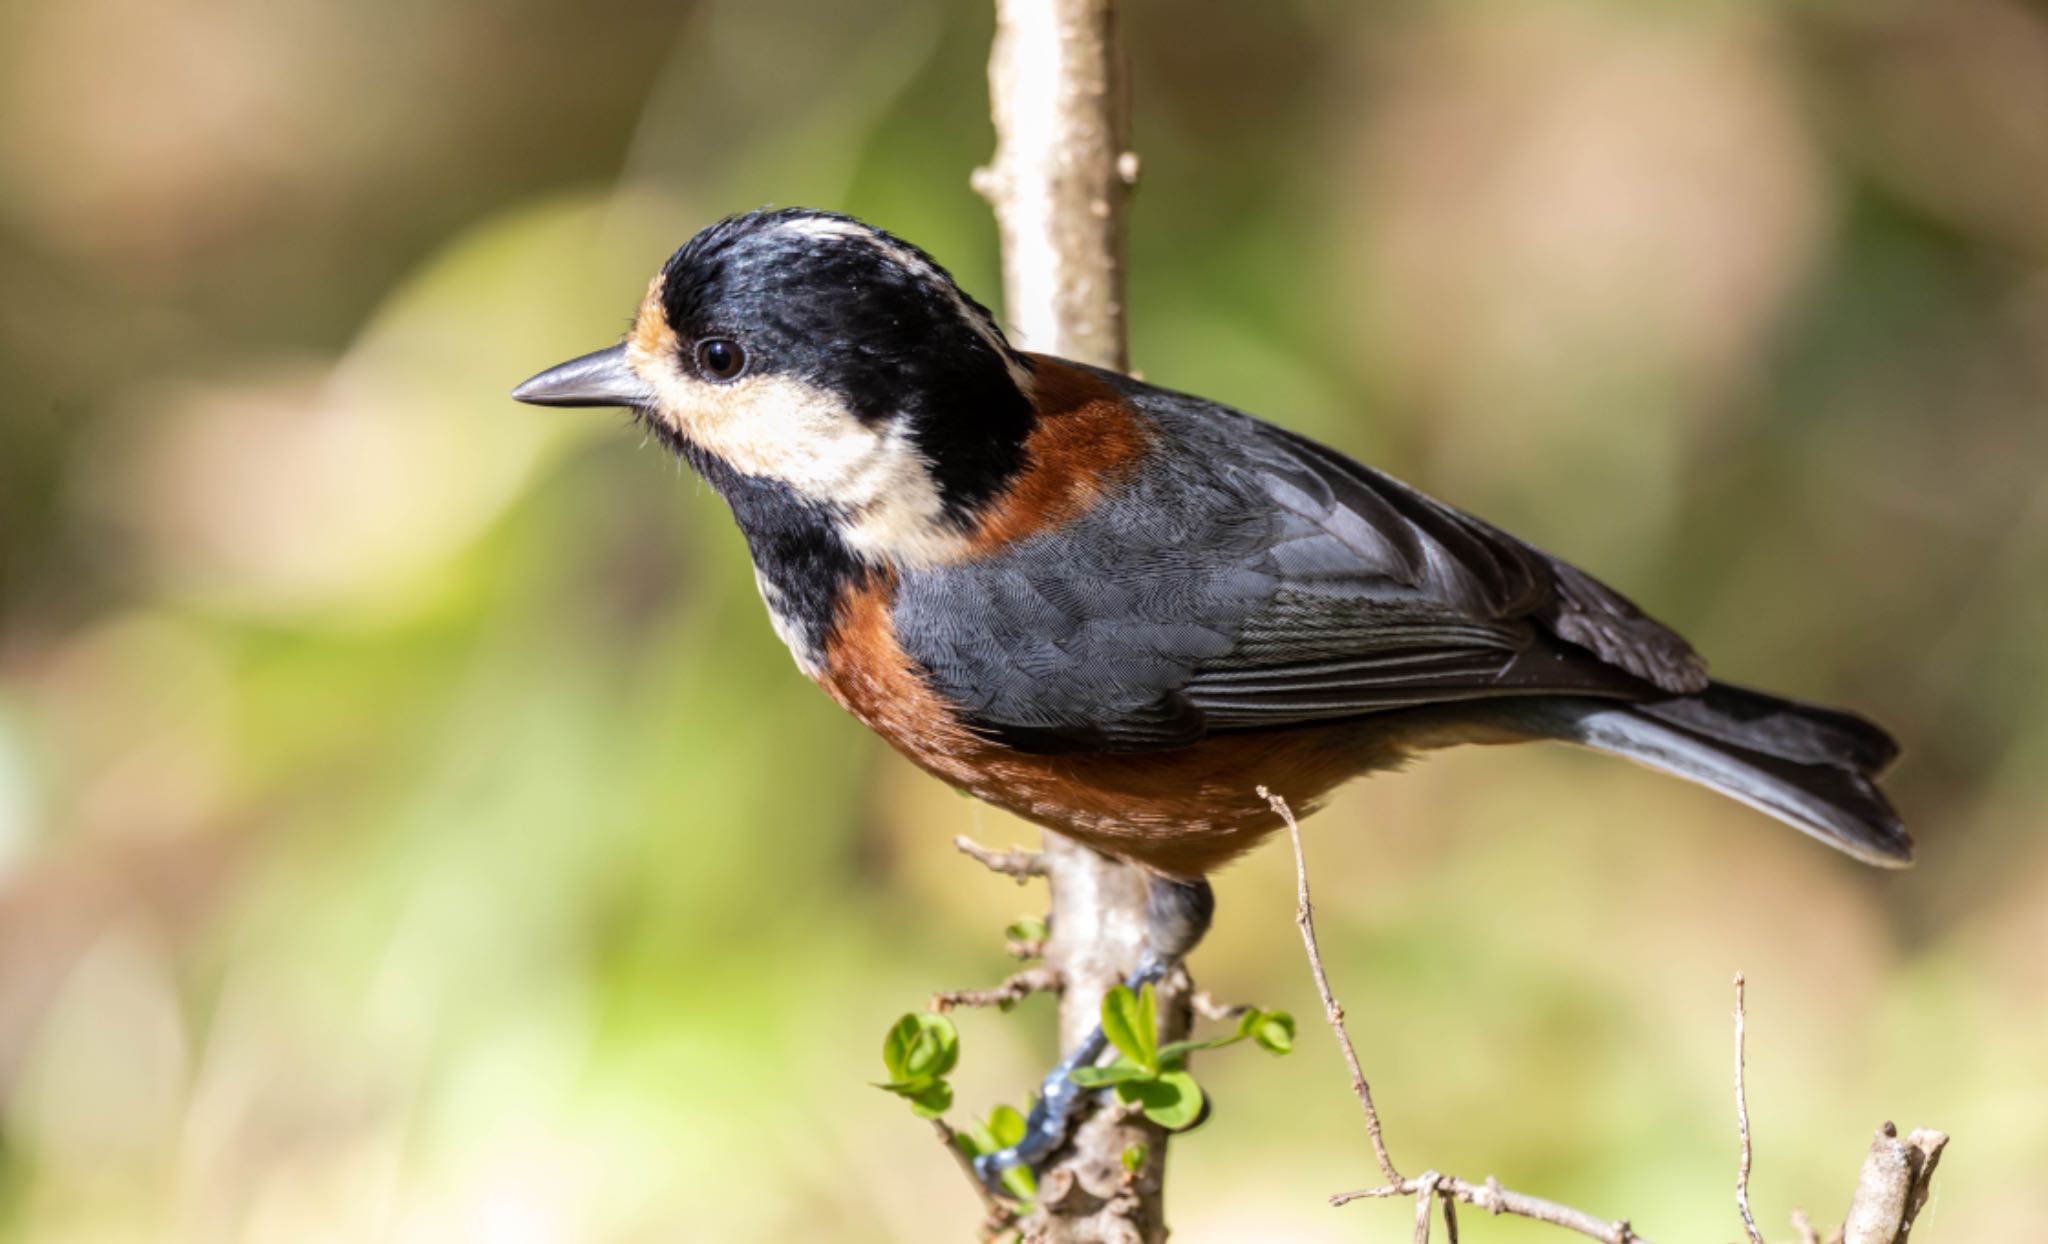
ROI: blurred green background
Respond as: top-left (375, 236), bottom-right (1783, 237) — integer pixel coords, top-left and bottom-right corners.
top-left (2, 0), bottom-right (2045, 1239)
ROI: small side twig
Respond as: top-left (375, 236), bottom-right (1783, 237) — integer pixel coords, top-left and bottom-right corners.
top-left (932, 966), bottom-right (1063, 1013)
top-left (1735, 973), bottom-right (1767, 1244)
top-left (932, 1117), bottom-right (1020, 1241)
top-left (1791, 1206), bottom-right (1829, 1244)
top-left (1262, 785), bottom-right (1654, 1244)
top-left (1190, 990), bottom-right (1249, 1023)
top-left (954, 834), bottom-right (1046, 882)
top-left (1006, 935), bottom-right (1047, 960)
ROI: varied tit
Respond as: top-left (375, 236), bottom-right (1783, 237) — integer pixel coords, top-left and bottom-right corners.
top-left (515, 207), bottom-right (1908, 1184)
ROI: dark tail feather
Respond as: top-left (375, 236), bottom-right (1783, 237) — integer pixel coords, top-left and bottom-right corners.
top-left (1631, 682), bottom-right (1900, 775)
top-left (1481, 682), bottom-right (1912, 868)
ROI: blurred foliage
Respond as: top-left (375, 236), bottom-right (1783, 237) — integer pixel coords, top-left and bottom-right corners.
top-left (2, 0), bottom-right (2046, 1239)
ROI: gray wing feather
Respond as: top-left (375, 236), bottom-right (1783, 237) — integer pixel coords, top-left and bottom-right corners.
top-left (894, 369), bottom-right (1706, 753)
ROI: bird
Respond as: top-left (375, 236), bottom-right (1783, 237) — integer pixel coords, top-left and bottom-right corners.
top-left (514, 206), bottom-right (1909, 1183)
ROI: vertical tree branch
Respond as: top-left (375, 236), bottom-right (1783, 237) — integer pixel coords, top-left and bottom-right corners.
top-left (974, 0), bottom-right (1137, 372)
top-left (975, 3), bottom-right (1169, 1241)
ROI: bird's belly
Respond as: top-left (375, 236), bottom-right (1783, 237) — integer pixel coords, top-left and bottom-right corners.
top-left (816, 577), bottom-right (1410, 875)
top-left (894, 723), bottom-right (1406, 877)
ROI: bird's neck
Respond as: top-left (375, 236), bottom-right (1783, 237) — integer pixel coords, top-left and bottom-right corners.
top-left (679, 441), bottom-right (871, 676)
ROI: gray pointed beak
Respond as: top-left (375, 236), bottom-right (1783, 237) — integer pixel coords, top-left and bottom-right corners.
top-left (512, 343), bottom-right (656, 408)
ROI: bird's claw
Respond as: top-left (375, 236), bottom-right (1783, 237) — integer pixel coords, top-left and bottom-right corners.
top-left (970, 953), bottom-right (1175, 1198)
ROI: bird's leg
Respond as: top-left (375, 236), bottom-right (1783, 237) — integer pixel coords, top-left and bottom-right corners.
top-left (972, 875), bottom-right (1215, 1193)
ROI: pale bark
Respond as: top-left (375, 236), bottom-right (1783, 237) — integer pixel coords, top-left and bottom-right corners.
top-left (974, 3), bottom-right (1172, 1240)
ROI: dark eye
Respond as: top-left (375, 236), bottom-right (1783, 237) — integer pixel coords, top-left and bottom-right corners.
top-left (695, 338), bottom-right (746, 382)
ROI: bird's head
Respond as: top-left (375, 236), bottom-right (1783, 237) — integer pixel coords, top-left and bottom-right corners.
top-left (514, 209), bottom-right (1041, 565)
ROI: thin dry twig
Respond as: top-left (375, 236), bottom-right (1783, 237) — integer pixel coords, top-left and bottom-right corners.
top-left (932, 1117), bottom-right (1021, 1241)
top-left (1262, 785), bottom-right (1655, 1244)
top-left (1259, 785), bottom-right (1401, 1186)
top-left (1735, 973), bottom-right (1767, 1244)
top-left (933, 966), bottom-right (1063, 1013)
top-left (1260, 789), bottom-right (1955, 1244)
top-left (1328, 1175), bottom-right (1647, 1244)
top-left (954, 834), bottom-right (1047, 881)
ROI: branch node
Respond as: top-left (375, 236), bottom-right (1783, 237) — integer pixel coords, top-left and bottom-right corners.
top-left (1036, 1166), bottom-right (1086, 1215)
top-left (1189, 991), bottom-right (1248, 1023)
top-left (1412, 1172), bottom-right (1441, 1244)
top-left (954, 834), bottom-right (1046, 881)
top-left (1006, 936), bottom-right (1048, 960)
top-left (1843, 1122), bottom-right (1948, 1244)
top-left (1792, 1206), bottom-right (1823, 1244)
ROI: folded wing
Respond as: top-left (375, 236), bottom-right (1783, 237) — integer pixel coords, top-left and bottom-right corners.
top-left (1184, 418), bottom-right (1706, 729)
top-left (894, 375), bottom-right (1707, 753)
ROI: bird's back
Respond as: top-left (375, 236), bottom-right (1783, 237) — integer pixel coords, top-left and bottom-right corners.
top-left (893, 358), bottom-right (1700, 757)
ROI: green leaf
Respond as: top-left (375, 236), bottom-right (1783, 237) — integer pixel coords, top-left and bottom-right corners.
top-left (882, 1012), bottom-right (959, 1084)
top-left (1005, 915), bottom-right (1048, 943)
top-left (1100, 984), bottom-right (1159, 1072)
top-left (1099, 985), bottom-right (1143, 1066)
top-left (1068, 1061), bottom-right (1152, 1087)
top-left (1248, 1009), bottom-right (1295, 1055)
top-left (954, 1117), bottom-right (997, 1158)
top-left (905, 1079), bottom-right (953, 1119)
top-left (987, 1103), bottom-right (1028, 1148)
top-left (1135, 983), bottom-right (1159, 1065)
top-left (1121, 1143), bottom-right (1149, 1173)
top-left (876, 1013), bottom-right (960, 1118)
top-left (875, 1075), bottom-right (932, 1093)
top-left (1116, 1068), bottom-right (1206, 1130)
top-left (882, 1017), bottom-right (912, 1081)
top-left (875, 1073), bottom-right (954, 1118)
top-left (1000, 1162), bottom-right (1037, 1202)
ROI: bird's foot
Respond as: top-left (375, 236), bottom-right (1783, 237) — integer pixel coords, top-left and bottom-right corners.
top-left (970, 954), bottom-right (1173, 1195)
top-left (970, 875), bottom-right (1214, 1197)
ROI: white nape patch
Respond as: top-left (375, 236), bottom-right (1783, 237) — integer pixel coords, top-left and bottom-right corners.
top-left (776, 215), bottom-right (1036, 396)
top-left (627, 335), bottom-right (972, 568)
